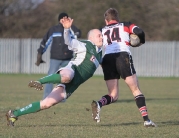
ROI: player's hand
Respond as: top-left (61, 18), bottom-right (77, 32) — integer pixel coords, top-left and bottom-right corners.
top-left (61, 17), bottom-right (73, 29)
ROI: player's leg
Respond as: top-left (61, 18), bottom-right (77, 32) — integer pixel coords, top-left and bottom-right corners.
top-left (120, 52), bottom-right (156, 127)
top-left (124, 74), bottom-right (156, 127)
top-left (43, 59), bottom-right (62, 99)
top-left (118, 52), bottom-right (156, 127)
top-left (91, 79), bottom-right (118, 123)
top-left (125, 74), bottom-right (146, 118)
top-left (40, 86), bottom-right (66, 109)
top-left (29, 63), bottom-right (74, 90)
top-left (98, 53), bottom-right (119, 106)
top-left (95, 79), bottom-right (118, 107)
top-left (6, 86), bottom-right (66, 127)
top-left (91, 53), bottom-right (119, 123)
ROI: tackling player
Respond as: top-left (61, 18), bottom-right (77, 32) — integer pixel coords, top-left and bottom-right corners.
top-left (6, 17), bottom-right (103, 126)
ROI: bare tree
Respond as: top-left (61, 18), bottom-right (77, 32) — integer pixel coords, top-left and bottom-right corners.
top-left (0, 0), bottom-right (44, 16)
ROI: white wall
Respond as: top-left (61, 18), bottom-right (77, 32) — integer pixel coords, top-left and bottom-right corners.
top-left (0, 39), bottom-right (178, 77)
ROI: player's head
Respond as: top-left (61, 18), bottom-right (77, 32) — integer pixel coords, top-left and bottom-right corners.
top-left (87, 29), bottom-right (103, 48)
top-left (104, 8), bottom-right (119, 23)
top-left (58, 12), bottom-right (68, 22)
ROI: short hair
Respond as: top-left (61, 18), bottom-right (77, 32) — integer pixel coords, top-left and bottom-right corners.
top-left (58, 12), bottom-right (68, 21)
top-left (104, 8), bottom-right (119, 22)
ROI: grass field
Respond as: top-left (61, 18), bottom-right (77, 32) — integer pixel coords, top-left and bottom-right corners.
top-left (0, 74), bottom-right (178, 138)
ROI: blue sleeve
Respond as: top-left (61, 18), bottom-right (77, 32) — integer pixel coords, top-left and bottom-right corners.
top-left (37, 27), bottom-right (54, 54)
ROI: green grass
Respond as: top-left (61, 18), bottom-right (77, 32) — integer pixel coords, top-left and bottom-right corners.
top-left (0, 74), bottom-right (178, 138)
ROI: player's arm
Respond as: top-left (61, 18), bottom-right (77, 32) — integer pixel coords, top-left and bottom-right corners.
top-left (70, 25), bottom-right (81, 38)
top-left (126, 22), bottom-right (145, 44)
top-left (62, 17), bottom-right (76, 49)
top-left (133, 27), bottom-right (145, 44)
top-left (62, 17), bottom-right (84, 51)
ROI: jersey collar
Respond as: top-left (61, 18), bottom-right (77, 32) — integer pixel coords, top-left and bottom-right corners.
top-left (107, 20), bottom-right (119, 26)
top-left (96, 46), bottom-right (102, 53)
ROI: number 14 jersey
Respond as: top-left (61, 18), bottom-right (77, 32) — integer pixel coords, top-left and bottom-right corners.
top-left (102, 22), bottom-right (137, 55)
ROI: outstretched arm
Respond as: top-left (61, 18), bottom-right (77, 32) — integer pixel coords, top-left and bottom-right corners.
top-left (61, 17), bottom-right (83, 51)
top-left (61, 17), bottom-right (74, 48)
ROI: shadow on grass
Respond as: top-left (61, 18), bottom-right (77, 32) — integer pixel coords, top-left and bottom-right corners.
top-left (14, 123), bottom-right (139, 128)
top-left (116, 98), bottom-right (179, 103)
top-left (102, 119), bottom-right (179, 127)
top-left (160, 120), bottom-right (179, 126)
top-left (102, 120), bottom-right (179, 127)
top-left (101, 122), bottom-right (140, 126)
top-left (13, 120), bottom-right (179, 128)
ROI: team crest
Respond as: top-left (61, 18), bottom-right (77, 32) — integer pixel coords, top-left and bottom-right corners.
top-left (90, 55), bottom-right (99, 68)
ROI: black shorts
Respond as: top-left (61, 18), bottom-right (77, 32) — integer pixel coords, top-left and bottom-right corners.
top-left (102, 52), bottom-right (136, 80)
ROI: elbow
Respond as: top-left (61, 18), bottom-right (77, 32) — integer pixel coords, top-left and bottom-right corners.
top-left (133, 27), bottom-right (145, 44)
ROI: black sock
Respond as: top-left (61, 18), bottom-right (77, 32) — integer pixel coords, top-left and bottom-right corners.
top-left (135, 94), bottom-right (149, 121)
top-left (98, 95), bottom-right (113, 108)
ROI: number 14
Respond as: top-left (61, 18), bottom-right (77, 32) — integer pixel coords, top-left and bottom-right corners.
top-left (104, 28), bottom-right (121, 45)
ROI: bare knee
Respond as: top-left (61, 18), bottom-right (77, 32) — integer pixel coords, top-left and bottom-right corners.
top-left (61, 75), bottom-right (72, 83)
top-left (60, 69), bottom-right (74, 83)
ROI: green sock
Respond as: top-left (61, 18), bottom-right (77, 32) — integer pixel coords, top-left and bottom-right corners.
top-left (13, 101), bottom-right (40, 117)
top-left (38, 74), bottom-right (61, 84)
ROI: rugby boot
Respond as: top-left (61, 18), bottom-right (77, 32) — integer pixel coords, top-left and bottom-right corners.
top-left (6, 110), bottom-right (18, 126)
top-left (144, 120), bottom-right (157, 127)
top-left (28, 81), bottom-right (43, 90)
top-left (91, 100), bottom-right (101, 123)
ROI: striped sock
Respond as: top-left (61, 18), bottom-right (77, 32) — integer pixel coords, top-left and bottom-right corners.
top-left (98, 95), bottom-right (113, 107)
top-left (135, 94), bottom-right (149, 121)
